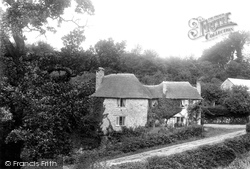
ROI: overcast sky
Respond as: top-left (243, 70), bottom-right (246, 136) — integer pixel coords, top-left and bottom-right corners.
top-left (4, 0), bottom-right (250, 58)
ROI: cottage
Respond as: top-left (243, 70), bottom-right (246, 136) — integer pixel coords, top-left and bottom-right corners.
top-left (91, 67), bottom-right (202, 131)
top-left (221, 78), bottom-right (250, 91)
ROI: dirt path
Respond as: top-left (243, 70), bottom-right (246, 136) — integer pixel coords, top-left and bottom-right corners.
top-left (105, 129), bottom-right (246, 166)
top-left (203, 124), bottom-right (246, 129)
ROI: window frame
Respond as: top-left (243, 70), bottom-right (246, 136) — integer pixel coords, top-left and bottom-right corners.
top-left (117, 98), bottom-right (126, 107)
top-left (116, 116), bottom-right (125, 126)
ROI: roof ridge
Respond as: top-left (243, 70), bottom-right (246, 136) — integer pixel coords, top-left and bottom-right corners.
top-left (228, 78), bottom-right (250, 80)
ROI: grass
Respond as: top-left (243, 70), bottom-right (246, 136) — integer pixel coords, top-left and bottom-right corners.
top-left (217, 151), bottom-right (250, 169)
top-left (101, 126), bottom-right (243, 161)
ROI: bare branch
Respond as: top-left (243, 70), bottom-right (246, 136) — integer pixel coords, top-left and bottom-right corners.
top-left (23, 25), bottom-right (41, 33)
top-left (57, 16), bottom-right (87, 29)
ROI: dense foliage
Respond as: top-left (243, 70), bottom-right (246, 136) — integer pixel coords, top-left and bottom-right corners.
top-left (0, 0), bottom-right (100, 168)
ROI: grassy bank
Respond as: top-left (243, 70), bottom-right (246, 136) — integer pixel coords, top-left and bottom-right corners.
top-left (217, 152), bottom-right (250, 169)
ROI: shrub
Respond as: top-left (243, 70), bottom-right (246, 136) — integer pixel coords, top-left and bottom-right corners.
top-left (108, 126), bottom-right (148, 143)
top-left (147, 143), bottom-right (236, 169)
top-left (246, 122), bottom-right (250, 133)
top-left (224, 134), bottom-right (250, 155)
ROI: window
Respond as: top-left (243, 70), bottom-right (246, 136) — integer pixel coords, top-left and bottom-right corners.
top-left (177, 117), bottom-right (184, 123)
top-left (175, 117), bottom-right (184, 127)
top-left (117, 98), bottom-right (126, 107)
top-left (116, 116), bottom-right (125, 126)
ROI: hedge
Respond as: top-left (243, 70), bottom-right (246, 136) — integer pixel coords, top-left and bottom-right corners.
top-left (107, 125), bottom-right (203, 154)
top-left (147, 143), bottom-right (236, 169)
top-left (113, 133), bottom-right (250, 169)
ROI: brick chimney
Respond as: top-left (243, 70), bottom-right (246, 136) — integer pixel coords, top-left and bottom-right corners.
top-left (96, 67), bottom-right (105, 91)
top-left (196, 80), bottom-right (201, 95)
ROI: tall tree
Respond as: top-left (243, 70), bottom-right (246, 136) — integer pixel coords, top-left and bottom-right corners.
top-left (200, 31), bottom-right (250, 67)
top-left (228, 31), bottom-right (250, 62)
top-left (94, 38), bottom-right (126, 71)
top-left (0, 0), bottom-right (95, 168)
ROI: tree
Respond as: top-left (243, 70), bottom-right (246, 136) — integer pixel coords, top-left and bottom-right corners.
top-left (200, 39), bottom-right (234, 67)
top-left (0, 0), bottom-right (95, 168)
top-left (200, 31), bottom-right (250, 67)
top-left (187, 102), bottom-right (202, 125)
top-left (148, 99), bottom-right (182, 127)
top-left (222, 86), bottom-right (250, 117)
top-left (1, 0), bottom-right (94, 80)
top-left (228, 31), bottom-right (250, 62)
top-left (61, 28), bottom-right (86, 55)
top-left (201, 83), bottom-right (225, 106)
top-left (94, 38), bottom-right (126, 71)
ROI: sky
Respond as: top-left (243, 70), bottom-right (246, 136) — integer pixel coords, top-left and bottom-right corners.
top-left (3, 0), bottom-right (250, 58)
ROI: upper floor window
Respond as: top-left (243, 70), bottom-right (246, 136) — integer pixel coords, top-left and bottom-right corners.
top-left (117, 98), bottom-right (126, 107)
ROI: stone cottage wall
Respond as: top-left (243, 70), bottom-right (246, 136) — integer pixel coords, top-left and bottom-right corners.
top-left (102, 98), bottom-right (149, 131)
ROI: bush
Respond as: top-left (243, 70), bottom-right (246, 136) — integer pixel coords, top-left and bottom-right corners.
top-left (147, 143), bottom-right (236, 169)
top-left (74, 150), bottom-right (102, 169)
top-left (246, 122), bottom-right (250, 133)
top-left (108, 126), bottom-right (148, 143)
top-left (224, 134), bottom-right (250, 155)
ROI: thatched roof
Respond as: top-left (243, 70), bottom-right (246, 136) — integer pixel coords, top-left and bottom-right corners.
top-left (91, 74), bottom-right (152, 98)
top-left (144, 82), bottom-right (202, 100)
top-left (144, 83), bottom-right (164, 98)
top-left (163, 81), bottom-right (202, 100)
top-left (91, 73), bottom-right (202, 100)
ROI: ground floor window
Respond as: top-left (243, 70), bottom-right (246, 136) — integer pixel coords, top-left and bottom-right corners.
top-left (177, 117), bottom-right (184, 123)
top-left (175, 117), bottom-right (184, 127)
top-left (116, 116), bottom-right (125, 126)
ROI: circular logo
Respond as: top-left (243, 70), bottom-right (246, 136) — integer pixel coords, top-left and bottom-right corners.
top-left (5, 161), bottom-right (11, 166)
